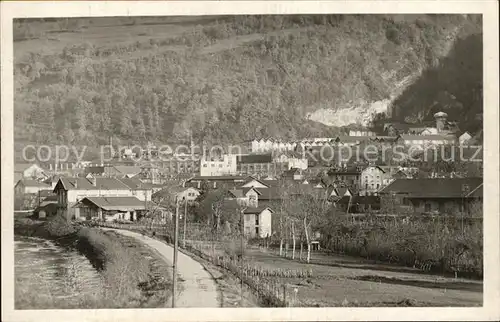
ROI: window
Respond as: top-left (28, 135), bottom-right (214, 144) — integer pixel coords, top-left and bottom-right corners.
top-left (255, 227), bottom-right (259, 235)
top-left (425, 203), bottom-right (431, 212)
top-left (376, 184), bottom-right (380, 189)
top-left (255, 217), bottom-right (259, 225)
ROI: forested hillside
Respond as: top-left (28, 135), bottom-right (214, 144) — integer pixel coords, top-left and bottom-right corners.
top-left (14, 14), bottom-right (482, 148)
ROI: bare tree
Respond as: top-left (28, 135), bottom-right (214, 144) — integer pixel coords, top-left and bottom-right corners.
top-left (293, 186), bottom-right (330, 263)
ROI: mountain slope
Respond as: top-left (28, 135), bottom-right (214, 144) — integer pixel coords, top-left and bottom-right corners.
top-left (14, 15), bottom-right (482, 148)
top-left (390, 32), bottom-right (483, 134)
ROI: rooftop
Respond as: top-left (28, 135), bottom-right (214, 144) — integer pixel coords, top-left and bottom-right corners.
top-left (188, 175), bottom-right (252, 182)
top-left (75, 196), bottom-right (146, 211)
top-left (379, 177), bottom-right (483, 198)
top-left (55, 177), bottom-right (133, 191)
top-left (237, 154), bottom-right (273, 164)
top-left (16, 179), bottom-right (51, 188)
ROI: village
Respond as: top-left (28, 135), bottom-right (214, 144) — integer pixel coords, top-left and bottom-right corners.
top-left (15, 110), bottom-right (483, 225)
top-left (13, 110), bottom-right (484, 307)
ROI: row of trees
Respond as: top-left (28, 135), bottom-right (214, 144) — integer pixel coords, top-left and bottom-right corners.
top-left (143, 175), bottom-right (482, 277)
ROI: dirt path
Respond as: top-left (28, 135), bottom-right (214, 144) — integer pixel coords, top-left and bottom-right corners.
top-left (102, 228), bottom-right (220, 308)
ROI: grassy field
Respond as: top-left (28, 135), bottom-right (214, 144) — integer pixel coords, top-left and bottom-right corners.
top-left (180, 239), bottom-right (481, 307)
top-left (241, 248), bottom-right (482, 307)
top-left (91, 222), bottom-right (483, 307)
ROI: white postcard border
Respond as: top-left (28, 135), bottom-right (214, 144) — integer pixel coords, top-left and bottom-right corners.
top-left (1, 1), bottom-right (499, 321)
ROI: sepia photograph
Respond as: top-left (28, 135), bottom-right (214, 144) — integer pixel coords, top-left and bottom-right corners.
top-left (1, 1), bottom-right (499, 322)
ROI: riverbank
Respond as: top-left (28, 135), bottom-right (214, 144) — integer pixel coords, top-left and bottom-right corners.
top-left (102, 228), bottom-right (220, 307)
top-left (14, 215), bottom-right (173, 309)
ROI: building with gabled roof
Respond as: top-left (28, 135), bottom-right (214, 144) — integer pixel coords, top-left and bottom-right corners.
top-left (152, 186), bottom-right (200, 203)
top-left (53, 177), bottom-right (154, 220)
top-left (379, 177), bottom-right (483, 215)
top-left (222, 199), bottom-right (273, 238)
top-left (73, 196), bottom-right (146, 222)
top-left (15, 179), bottom-right (51, 195)
top-left (105, 165), bottom-right (142, 178)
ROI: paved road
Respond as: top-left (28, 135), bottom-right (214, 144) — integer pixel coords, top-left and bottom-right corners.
top-left (102, 228), bottom-right (220, 308)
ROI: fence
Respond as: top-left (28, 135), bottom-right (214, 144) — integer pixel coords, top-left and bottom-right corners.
top-left (94, 221), bottom-right (309, 307)
top-left (184, 240), bottom-right (309, 307)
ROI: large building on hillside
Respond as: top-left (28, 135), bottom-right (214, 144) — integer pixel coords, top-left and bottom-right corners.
top-left (382, 111), bottom-right (460, 137)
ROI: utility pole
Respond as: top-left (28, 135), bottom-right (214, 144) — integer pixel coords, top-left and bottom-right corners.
top-left (172, 197), bottom-right (180, 308)
top-left (240, 206), bottom-right (247, 306)
top-left (183, 197), bottom-right (188, 248)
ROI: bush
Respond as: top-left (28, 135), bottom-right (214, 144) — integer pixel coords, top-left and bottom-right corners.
top-left (319, 215), bottom-right (483, 278)
top-left (76, 228), bottom-right (165, 307)
top-left (45, 214), bottom-right (78, 237)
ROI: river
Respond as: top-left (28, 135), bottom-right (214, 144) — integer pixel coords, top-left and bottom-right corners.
top-left (15, 235), bottom-right (103, 309)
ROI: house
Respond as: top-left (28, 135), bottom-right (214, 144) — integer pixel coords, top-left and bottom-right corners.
top-left (348, 130), bottom-right (377, 137)
top-left (14, 163), bottom-right (47, 183)
top-left (396, 134), bottom-right (456, 148)
top-left (53, 177), bottom-right (153, 220)
top-left (236, 153), bottom-right (280, 176)
top-left (378, 177), bottom-right (483, 215)
top-left (222, 199), bottom-right (273, 238)
top-left (105, 165), bottom-right (142, 178)
top-left (135, 164), bottom-right (162, 184)
top-left (159, 158), bottom-right (200, 176)
top-left (249, 138), bottom-right (297, 153)
top-left (200, 154), bottom-right (238, 176)
top-left (459, 132), bottom-right (473, 146)
top-left (327, 187), bottom-right (354, 200)
top-left (119, 177), bottom-right (157, 200)
top-left (273, 151), bottom-right (309, 170)
top-left (227, 187), bottom-right (260, 207)
top-left (282, 168), bottom-right (304, 181)
top-left (327, 168), bottom-right (361, 191)
top-left (84, 166), bottom-right (105, 176)
top-left (332, 136), bottom-right (372, 146)
top-left (152, 186), bottom-right (201, 203)
top-left (185, 175), bottom-right (251, 190)
top-left (240, 178), bottom-right (273, 189)
top-left (38, 192), bottom-right (58, 207)
top-left (243, 206), bottom-right (273, 238)
top-left (360, 166), bottom-right (389, 196)
top-left (420, 127), bottom-right (439, 135)
top-left (73, 196), bottom-right (146, 222)
top-left (15, 179), bottom-right (51, 195)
